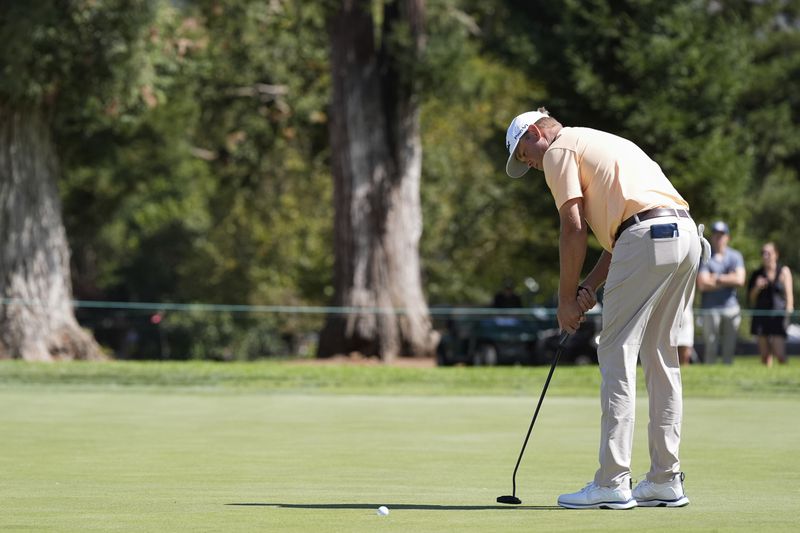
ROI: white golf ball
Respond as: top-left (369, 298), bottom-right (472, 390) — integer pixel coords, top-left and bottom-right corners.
top-left (377, 505), bottom-right (389, 516)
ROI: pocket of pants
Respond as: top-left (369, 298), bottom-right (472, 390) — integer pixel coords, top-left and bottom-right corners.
top-left (652, 236), bottom-right (680, 266)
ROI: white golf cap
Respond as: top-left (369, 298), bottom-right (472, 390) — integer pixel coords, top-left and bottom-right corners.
top-left (505, 110), bottom-right (549, 178)
top-left (711, 220), bottom-right (730, 234)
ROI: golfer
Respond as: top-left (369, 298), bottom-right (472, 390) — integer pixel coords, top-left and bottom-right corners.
top-left (504, 108), bottom-right (706, 509)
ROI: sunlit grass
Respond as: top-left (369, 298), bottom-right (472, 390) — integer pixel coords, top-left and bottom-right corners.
top-left (1, 382), bottom-right (798, 532)
top-left (1, 356), bottom-right (799, 397)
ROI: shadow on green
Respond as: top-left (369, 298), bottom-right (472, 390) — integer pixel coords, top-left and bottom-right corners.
top-left (227, 502), bottom-right (562, 510)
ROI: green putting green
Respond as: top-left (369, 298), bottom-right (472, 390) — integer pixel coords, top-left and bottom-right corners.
top-left (1, 360), bottom-right (799, 532)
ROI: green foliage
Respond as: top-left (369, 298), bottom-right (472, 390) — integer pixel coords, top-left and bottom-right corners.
top-left (420, 2), bottom-right (561, 304)
top-left (60, 9), bottom-right (214, 301)
top-left (1, 1), bottom-right (150, 106)
top-left (58, 1), bottom-right (334, 310)
top-left (171, 1), bottom-right (333, 306)
top-left (157, 311), bottom-right (321, 361)
top-left (740, 1), bottom-right (800, 275)
top-left (518, 1), bottom-right (754, 223)
top-left (0, 0), bottom-right (191, 135)
top-left (473, 0), bottom-right (799, 295)
top-left (4, 0), bottom-right (800, 358)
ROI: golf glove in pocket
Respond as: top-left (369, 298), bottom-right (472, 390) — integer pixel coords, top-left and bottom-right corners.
top-left (698, 224), bottom-right (711, 264)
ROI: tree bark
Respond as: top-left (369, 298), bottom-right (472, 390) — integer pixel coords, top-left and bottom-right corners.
top-left (0, 104), bottom-right (103, 361)
top-left (319, 0), bottom-right (438, 361)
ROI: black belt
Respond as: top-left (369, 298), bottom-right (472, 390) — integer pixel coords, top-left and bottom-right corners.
top-left (614, 208), bottom-right (691, 242)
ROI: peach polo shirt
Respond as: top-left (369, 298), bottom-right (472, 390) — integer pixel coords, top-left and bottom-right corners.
top-left (543, 127), bottom-right (689, 252)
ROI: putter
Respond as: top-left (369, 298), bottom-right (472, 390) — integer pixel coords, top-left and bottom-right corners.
top-left (497, 331), bottom-right (570, 505)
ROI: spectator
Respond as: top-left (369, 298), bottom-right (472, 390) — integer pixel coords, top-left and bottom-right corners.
top-left (697, 221), bottom-right (746, 364)
top-left (748, 242), bottom-right (794, 366)
top-left (493, 278), bottom-right (523, 308)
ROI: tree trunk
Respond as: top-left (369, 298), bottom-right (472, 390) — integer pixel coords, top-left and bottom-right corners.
top-left (0, 104), bottom-right (103, 361)
top-left (319, 0), bottom-right (438, 361)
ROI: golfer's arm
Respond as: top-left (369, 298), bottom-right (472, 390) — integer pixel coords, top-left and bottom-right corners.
top-left (557, 198), bottom-right (588, 305)
top-left (581, 250), bottom-right (611, 292)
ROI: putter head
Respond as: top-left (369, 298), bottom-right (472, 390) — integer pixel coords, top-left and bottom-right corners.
top-left (497, 495), bottom-right (522, 505)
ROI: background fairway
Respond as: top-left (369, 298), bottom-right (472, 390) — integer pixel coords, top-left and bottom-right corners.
top-left (1, 360), bottom-right (799, 532)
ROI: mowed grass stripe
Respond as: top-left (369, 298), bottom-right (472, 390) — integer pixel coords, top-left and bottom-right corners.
top-left (1, 357), bottom-right (800, 397)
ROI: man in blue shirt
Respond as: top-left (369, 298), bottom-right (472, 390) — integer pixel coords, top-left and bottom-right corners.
top-left (697, 221), bottom-right (746, 364)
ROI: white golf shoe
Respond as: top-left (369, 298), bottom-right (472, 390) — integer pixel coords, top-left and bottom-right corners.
top-left (632, 472), bottom-right (690, 507)
top-left (557, 481), bottom-right (636, 510)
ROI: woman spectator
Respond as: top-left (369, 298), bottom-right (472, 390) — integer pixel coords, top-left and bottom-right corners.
top-left (748, 242), bottom-right (794, 366)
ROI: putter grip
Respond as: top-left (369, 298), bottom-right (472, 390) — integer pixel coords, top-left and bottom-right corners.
top-left (558, 331), bottom-right (570, 347)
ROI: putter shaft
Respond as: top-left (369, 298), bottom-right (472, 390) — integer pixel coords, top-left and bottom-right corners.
top-left (505, 332), bottom-right (569, 499)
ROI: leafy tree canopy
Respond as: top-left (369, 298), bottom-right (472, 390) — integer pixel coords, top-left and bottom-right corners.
top-left (2, 0), bottom-right (799, 359)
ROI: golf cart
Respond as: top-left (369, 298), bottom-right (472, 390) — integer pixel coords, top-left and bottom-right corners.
top-left (435, 307), bottom-right (601, 367)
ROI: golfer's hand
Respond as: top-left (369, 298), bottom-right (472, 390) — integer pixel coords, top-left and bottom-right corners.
top-left (557, 300), bottom-right (584, 334)
top-left (576, 286), bottom-right (596, 312)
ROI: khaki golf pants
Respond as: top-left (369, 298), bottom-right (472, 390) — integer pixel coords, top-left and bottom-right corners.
top-left (594, 216), bottom-right (701, 489)
top-left (701, 306), bottom-right (741, 365)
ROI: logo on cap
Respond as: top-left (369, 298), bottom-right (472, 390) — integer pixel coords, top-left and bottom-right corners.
top-left (711, 221), bottom-right (729, 234)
